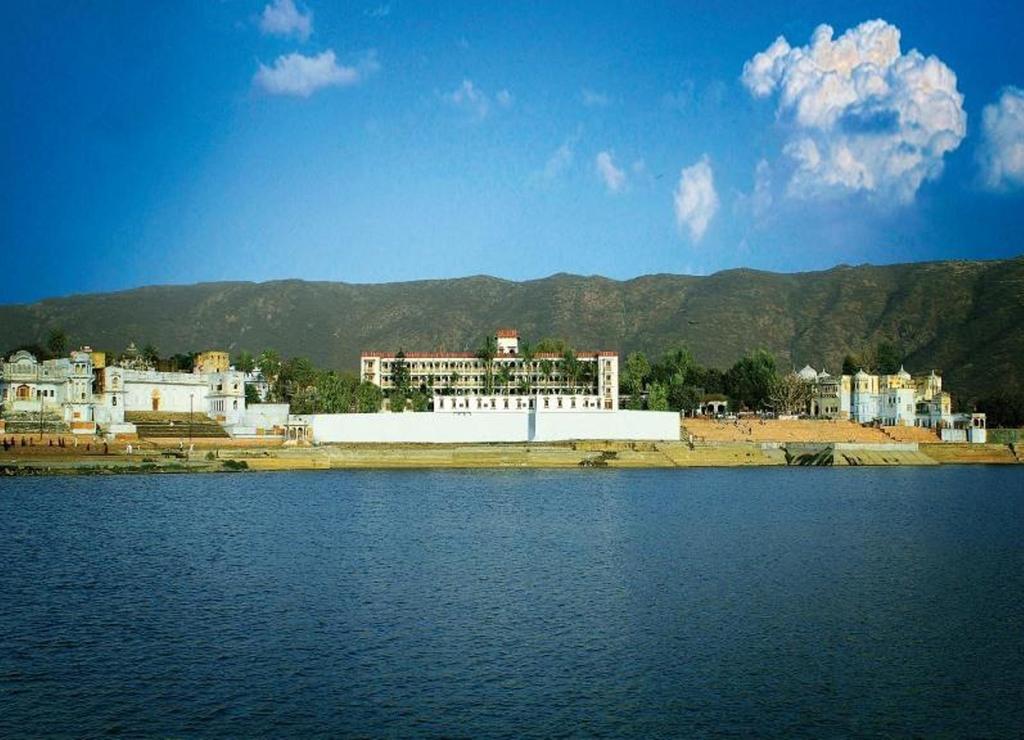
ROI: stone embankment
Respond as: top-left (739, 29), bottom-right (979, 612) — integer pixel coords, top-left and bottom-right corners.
top-left (0, 420), bottom-right (1020, 474)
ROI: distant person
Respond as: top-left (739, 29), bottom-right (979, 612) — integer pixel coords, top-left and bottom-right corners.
top-left (126, 443), bottom-right (132, 456)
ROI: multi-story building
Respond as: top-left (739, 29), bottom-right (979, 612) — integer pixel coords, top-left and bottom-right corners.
top-left (361, 328), bottom-right (620, 411)
top-left (2, 346), bottom-right (247, 433)
top-left (797, 364), bottom-right (966, 429)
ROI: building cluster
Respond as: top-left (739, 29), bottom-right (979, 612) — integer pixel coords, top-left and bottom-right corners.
top-left (797, 364), bottom-right (985, 439)
top-left (0, 343), bottom-right (248, 436)
top-left (360, 329), bottom-right (620, 413)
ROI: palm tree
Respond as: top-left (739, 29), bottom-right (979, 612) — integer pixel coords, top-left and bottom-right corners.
top-left (450, 370), bottom-right (461, 395)
top-left (476, 334), bottom-right (498, 394)
top-left (539, 359), bottom-right (554, 393)
top-left (561, 349), bottom-right (581, 394)
top-left (496, 363), bottom-right (513, 395)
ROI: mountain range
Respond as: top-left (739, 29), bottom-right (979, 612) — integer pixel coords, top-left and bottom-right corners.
top-left (2, 256), bottom-right (1022, 403)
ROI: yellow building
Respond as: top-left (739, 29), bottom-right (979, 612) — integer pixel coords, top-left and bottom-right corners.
top-left (194, 350), bottom-right (230, 374)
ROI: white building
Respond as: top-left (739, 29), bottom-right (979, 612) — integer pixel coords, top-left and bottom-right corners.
top-left (2, 348), bottom-right (247, 436)
top-left (798, 363), bottom-right (982, 433)
top-left (361, 328), bottom-right (620, 412)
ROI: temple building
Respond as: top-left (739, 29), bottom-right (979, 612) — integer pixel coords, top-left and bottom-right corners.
top-left (796, 363), bottom-right (982, 437)
top-left (1, 346), bottom-right (247, 435)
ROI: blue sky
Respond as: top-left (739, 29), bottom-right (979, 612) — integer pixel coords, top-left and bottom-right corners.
top-left (3, 0), bottom-right (1024, 303)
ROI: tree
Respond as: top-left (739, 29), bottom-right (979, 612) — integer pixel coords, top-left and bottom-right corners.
top-left (655, 345), bottom-right (696, 386)
top-left (244, 383), bottom-right (261, 406)
top-left (316, 371), bottom-right (357, 413)
top-left (669, 383), bottom-right (702, 415)
top-left (142, 343), bottom-right (160, 366)
top-left (476, 335), bottom-right (497, 394)
top-left (258, 349), bottom-right (282, 399)
top-left (561, 349), bottom-right (581, 393)
top-left (841, 354), bottom-right (859, 376)
top-left (976, 392), bottom-right (1024, 428)
top-left (875, 340), bottom-right (902, 374)
top-left (647, 381), bottom-right (669, 411)
top-left (496, 363), bottom-right (513, 394)
top-left (355, 382), bottom-right (384, 413)
top-left (539, 359), bottom-right (554, 390)
top-left (768, 372), bottom-right (813, 415)
top-left (724, 350), bottom-right (778, 411)
top-left (235, 351), bottom-right (255, 374)
top-left (389, 351), bottom-right (410, 410)
top-left (624, 352), bottom-right (650, 410)
top-left (46, 328), bottom-right (68, 358)
top-left (534, 337), bottom-right (568, 354)
top-left (410, 391), bottom-right (430, 412)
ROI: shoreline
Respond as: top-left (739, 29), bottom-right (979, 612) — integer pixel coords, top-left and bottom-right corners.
top-left (1, 440), bottom-right (1019, 476)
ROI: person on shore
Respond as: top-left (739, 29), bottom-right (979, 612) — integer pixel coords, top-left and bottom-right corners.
top-left (126, 443), bottom-right (132, 456)
top-left (103, 442), bottom-right (108, 455)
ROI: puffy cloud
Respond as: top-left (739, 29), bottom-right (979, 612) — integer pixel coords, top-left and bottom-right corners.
top-left (595, 151), bottom-right (626, 193)
top-left (443, 80), bottom-right (511, 120)
top-left (741, 19), bottom-right (966, 203)
top-left (581, 88), bottom-right (611, 107)
top-left (259, 0), bottom-right (312, 41)
top-left (978, 87), bottom-right (1024, 190)
top-left (254, 50), bottom-right (373, 97)
top-left (673, 156), bottom-right (719, 242)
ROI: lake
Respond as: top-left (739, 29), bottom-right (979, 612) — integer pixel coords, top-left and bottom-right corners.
top-left (1, 468), bottom-right (1022, 737)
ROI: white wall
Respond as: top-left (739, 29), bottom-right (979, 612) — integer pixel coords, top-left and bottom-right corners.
top-left (309, 409), bottom-right (679, 444)
top-left (532, 410), bottom-right (679, 441)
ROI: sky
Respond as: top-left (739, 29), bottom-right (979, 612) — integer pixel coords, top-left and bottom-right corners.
top-left (3, 0), bottom-right (1024, 303)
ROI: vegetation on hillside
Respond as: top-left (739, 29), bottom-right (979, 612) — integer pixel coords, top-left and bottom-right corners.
top-left (2, 257), bottom-right (1022, 418)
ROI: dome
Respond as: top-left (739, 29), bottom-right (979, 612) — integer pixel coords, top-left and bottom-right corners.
top-left (854, 368), bottom-right (870, 380)
top-left (897, 365), bottom-right (911, 379)
top-left (797, 365), bottom-right (818, 381)
top-left (817, 368), bottom-right (832, 379)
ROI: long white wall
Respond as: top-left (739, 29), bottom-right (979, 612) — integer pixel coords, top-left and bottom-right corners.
top-left (309, 410), bottom-right (679, 444)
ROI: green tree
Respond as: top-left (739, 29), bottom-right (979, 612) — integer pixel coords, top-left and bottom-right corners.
top-left (244, 383), bottom-right (261, 406)
top-left (841, 354), bottom-right (859, 375)
top-left (258, 349), bottom-right (282, 399)
top-left (496, 362), bottom-right (513, 394)
top-left (624, 351), bottom-right (650, 410)
top-left (476, 335), bottom-right (498, 394)
top-left (410, 391), bottom-right (430, 412)
top-left (561, 349), bottom-right (581, 393)
top-left (534, 337), bottom-right (568, 354)
top-left (539, 359), bottom-right (554, 390)
top-left (235, 351), bottom-right (255, 373)
top-left (647, 381), bottom-right (669, 411)
top-left (316, 371), bottom-right (357, 413)
top-left (356, 382), bottom-right (384, 413)
top-left (142, 343), bottom-right (160, 366)
top-left (46, 328), bottom-right (68, 358)
top-left (875, 340), bottom-right (902, 374)
top-left (389, 351), bottom-right (410, 410)
top-left (724, 350), bottom-right (778, 411)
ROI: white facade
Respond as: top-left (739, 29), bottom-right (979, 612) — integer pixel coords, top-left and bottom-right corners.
top-left (361, 328), bottom-right (620, 411)
top-left (309, 408), bottom-right (679, 444)
top-left (2, 349), bottom-right (247, 435)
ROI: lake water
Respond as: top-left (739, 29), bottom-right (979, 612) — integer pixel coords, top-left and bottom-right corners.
top-left (1, 467), bottom-right (1023, 737)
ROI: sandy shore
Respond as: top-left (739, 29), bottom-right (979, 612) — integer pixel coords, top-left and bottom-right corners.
top-left (1, 438), bottom-right (1019, 476)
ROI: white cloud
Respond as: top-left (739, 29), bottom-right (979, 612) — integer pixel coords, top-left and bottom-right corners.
top-left (741, 19), bottom-right (966, 203)
top-left (979, 87), bottom-right (1024, 190)
top-left (673, 156), bottom-right (719, 242)
top-left (443, 80), bottom-right (511, 120)
top-left (259, 0), bottom-right (312, 41)
top-left (596, 151), bottom-right (626, 193)
top-left (581, 88), bottom-right (611, 107)
top-left (254, 50), bottom-right (373, 97)
top-left (543, 141), bottom-right (575, 180)
top-left (364, 4), bottom-right (391, 18)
